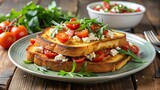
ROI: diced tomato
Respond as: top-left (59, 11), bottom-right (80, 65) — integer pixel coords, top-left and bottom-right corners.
top-left (90, 24), bottom-right (101, 32)
top-left (56, 32), bottom-right (69, 43)
top-left (130, 45), bottom-right (139, 55)
top-left (30, 38), bottom-right (36, 44)
top-left (72, 56), bottom-right (86, 63)
top-left (44, 49), bottom-right (57, 58)
top-left (92, 7), bottom-right (100, 11)
top-left (101, 49), bottom-right (110, 56)
top-left (123, 41), bottom-right (139, 54)
top-left (92, 51), bottom-right (105, 62)
top-left (123, 41), bottom-right (130, 50)
top-left (135, 7), bottom-right (141, 12)
top-left (103, 1), bottom-right (110, 9)
top-left (0, 26), bottom-right (4, 34)
top-left (103, 30), bottom-right (108, 35)
top-left (70, 18), bottom-right (77, 22)
top-left (75, 29), bottom-right (89, 38)
top-left (66, 22), bottom-right (80, 30)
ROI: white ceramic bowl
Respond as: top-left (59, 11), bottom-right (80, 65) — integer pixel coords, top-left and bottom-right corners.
top-left (87, 1), bottom-right (146, 30)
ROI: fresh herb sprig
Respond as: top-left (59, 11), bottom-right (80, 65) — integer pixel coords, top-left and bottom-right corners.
top-left (58, 61), bottom-right (97, 77)
top-left (50, 20), bottom-right (64, 38)
top-left (117, 49), bottom-right (144, 63)
top-left (34, 64), bottom-right (49, 74)
top-left (23, 60), bottom-right (33, 64)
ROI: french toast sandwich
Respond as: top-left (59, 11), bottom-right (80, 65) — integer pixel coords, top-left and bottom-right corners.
top-left (26, 18), bottom-right (135, 73)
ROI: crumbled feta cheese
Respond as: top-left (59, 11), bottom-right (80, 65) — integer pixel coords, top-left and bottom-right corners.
top-left (89, 33), bottom-right (99, 41)
top-left (34, 46), bottom-right (43, 53)
top-left (96, 5), bottom-right (101, 9)
top-left (54, 54), bottom-right (68, 62)
top-left (108, 30), bottom-right (114, 38)
top-left (116, 47), bottom-right (121, 50)
top-left (110, 49), bottom-right (119, 56)
top-left (62, 58), bottom-right (68, 62)
top-left (99, 9), bottom-right (104, 12)
top-left (82, 37), bottom-right (90, 43)
top-left (111, 8), bottom-right (116, 13)
top-left (104, 8), bottom-right (108, 12)
top-left (73, 35), bottom-right (81, 41)
top-left (86, 52), bottom-right (96, 61)
top-left (101, 35), bottom-right (105, 39)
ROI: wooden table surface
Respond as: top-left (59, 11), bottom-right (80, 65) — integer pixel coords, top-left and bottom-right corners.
top-left (0, 0), bottom-right (160, 90)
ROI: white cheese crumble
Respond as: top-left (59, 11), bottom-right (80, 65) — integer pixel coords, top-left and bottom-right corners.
top-left (108, 30), bottom-right (114, 38)
top-left (110, 49), bottom-right (119, 56)
top-left (82, 33), bottom-right (99, 43)
top-left (82, 37), bottom-right (90, 43)
top-left (99, 9), bottom-right (104, 12)
top-left (34, 46), bottom-right (43, 53)
top-left (96, 5), bottom-right (101, 9)
top-left (89, 33), bottom-right (99, 41)
top-left (86, 52), bottom-right (96, 61)
top-left (116, 47), bottom-right (121, 50)
top-left (72, 35), bottom-right (81, 41)
top-left (54, 54), bottom-right (68, 62)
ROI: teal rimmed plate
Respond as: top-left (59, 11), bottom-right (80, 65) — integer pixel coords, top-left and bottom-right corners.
top-left (8, 31), bottom-right (156, 83)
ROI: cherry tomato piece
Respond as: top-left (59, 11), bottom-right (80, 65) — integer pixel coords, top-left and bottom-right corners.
top-left (103, 2), bottom-right (110, 9)
top-left (136, 7), bottom-right (141, 12)
top-left (75, 29), bottom-right (89, 38)
top-left (56, 32), bottom-right (69, 43)
top-left (66, 22), bottom-right (80, 30)
top-left (70, 18), bottom-right (76, 22)
top-left (30, 38), bottom-right (36, 45)
top-left (0, 21), bottom-right (12, 31)
top-left (92, 51), bottom-right (105, 62)
top-left (10, 25), bottom-right (28, 40)
top-left (90, 24), bottom-right (101, 32)
top-left (44, 49), bottom-right (57, 58)
top-left (130, 45), bottom-right (139, 55)
top-left (0, 26), bottom-right (4, 34)
top-left (103, 30), bottom-right (108, 35)
top-left (72, 56), bottom-right (86, 63)
top-left (0, 32), bottom-right (16, 49)
top-left (123, 41), bottom-right (130, 51)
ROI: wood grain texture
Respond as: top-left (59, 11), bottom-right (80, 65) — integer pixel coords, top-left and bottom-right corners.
top-left (8, 69), bottom-right (71, 90)
top-left (71, 76), bottom-right (134, 90)
top-left (0, 48), bottom-right (16, 90)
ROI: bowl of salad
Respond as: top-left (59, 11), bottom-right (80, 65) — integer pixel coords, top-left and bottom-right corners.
top-left (87, 0), bottom-right (146, 30)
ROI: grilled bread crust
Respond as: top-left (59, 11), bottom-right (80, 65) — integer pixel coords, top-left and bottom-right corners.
top-left (35, 28), bottom-right (127, 57)
top-left (26, 45), bottom-right (131, 73)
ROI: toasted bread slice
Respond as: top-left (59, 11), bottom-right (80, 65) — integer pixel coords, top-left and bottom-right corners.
top-left (26, 45), bottom-right (131, 73)
top-left (35, 28), bottom-right (127, 57)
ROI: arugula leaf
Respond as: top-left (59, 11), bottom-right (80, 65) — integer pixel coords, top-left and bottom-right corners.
top-left (117, 49), bottom-right (145, 63)
top-left (23, 60), bottom-right (33, 64)
top-left (58, 61), bottom-right (97, 77)
top-left (97, 24), bottom-right (109, 39)
top-left (50, 20), bottom-right (64, 38)
top-left (34, 64), bottom-right (49, 73)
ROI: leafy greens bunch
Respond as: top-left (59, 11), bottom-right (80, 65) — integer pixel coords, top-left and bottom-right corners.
top-left (0, 1), bottom-right (73, 34)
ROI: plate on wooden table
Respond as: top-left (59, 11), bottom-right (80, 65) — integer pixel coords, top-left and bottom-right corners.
top-left (8, 31), bottom-right (156, 83)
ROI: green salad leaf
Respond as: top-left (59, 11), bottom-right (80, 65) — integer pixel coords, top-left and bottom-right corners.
top-left (58, 61), bottom-right (97, 77)
top-left (117, 49), bottom-right (145, 63)
top-left (0, 1), bottom-right (74, 34)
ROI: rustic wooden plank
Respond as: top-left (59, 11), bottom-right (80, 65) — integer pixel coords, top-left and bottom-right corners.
top-left (130, 0), bottom-right (160, 89)
top-left (141, 0), bottom-right (160, 34)
top-left (8, 69), bottom-right (71, 90)
top-left (0, 48), bottom-right (16, 90)
top-left (71, 76), bottom-right (134, 90)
